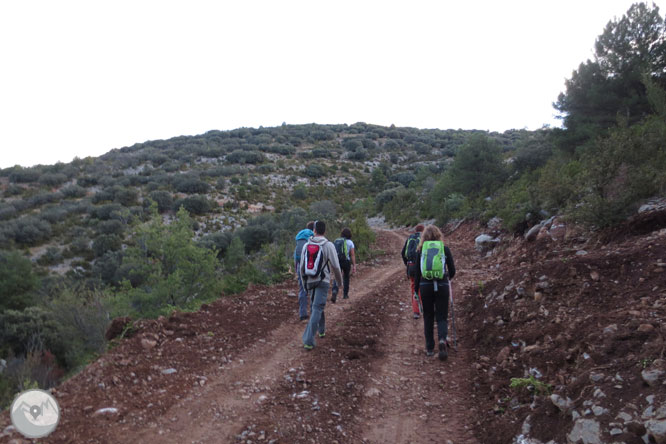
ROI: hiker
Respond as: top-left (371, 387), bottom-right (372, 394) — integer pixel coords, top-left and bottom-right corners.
top-left (414, 225), bottom-right (456, 360)
top-left (294, 221), bottom-right (315, 321)
top-left (331, 227), bottom-right (356, 303)
top-left (401, 224), bottom-right (424, 319)
top-left (299, 220), bottom-right (343, 350)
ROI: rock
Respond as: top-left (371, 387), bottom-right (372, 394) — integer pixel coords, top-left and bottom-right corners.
top-left (550, 394), bottom-right (573, 413)
top-left (568, 419), bottom-right (601, 444)
top-left (487, 217), bottom-right (502, 230)
top-left (93, 407), bottom-right (118, 416)
top-left (141, 338), bottom-right (157, 350)
top-left (496, 346), bottom-right (510, 363)
top-left (105, 316), bottom-right (132, 340)
top-left (161, 368), bottom-right (177, 375)
top-left (591, 405), bottom-right (608, 416)
top-left (642, 369), bottom-right (665, 387)
top-left (602, 324), bottom-right (618, 335)
top-left (656, 403), bottom-right (666, 420)
top-left (575, 250), bottom-right (588, 256)
top-left (590, 271), bottom-right (599, 281)
top-left (638, 324), bottom-right (655, 333)
top-left (589, 372), bottom-right (604, 383)
top-left (475, 234), bottom-right (501, 251)
top-left (364, 388), bottom-right (381, 397)
top-left (525, 224), bottom-right (542, 242)
top-left (646, 419), bottom-right (666, 444)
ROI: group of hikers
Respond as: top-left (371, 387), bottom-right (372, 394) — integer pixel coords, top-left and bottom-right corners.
top-left (293, 220), bottom-right (455, 361)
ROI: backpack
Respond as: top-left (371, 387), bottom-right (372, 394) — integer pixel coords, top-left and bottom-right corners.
top-left (294, 238), bottom-right (308, 262)
top-left (302, 240), bottom-right (329, 289)
top-left (403, 233), bottom-right (421, 263)
top-left (420, 240), bottom-right (446, 280)
top-left (334, 237), bottom-right (350, 268)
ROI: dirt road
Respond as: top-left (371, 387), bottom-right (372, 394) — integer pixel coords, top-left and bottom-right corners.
top-left (1, 229), bottom-right (481, 444)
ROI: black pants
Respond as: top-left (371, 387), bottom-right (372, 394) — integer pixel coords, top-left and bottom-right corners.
top-left (332, 261), bottom-right (351, 298)
top-left (419, 280), bottom-right (450, 351)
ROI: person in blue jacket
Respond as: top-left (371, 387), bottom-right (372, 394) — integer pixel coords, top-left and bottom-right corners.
top-left (294, 221), bottom-right (315, 320)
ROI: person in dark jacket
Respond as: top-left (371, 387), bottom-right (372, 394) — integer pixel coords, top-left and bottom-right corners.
top-left (401, 224), bottom-right (424, 319)
top-left (414, 225), bottom-right (456, 360)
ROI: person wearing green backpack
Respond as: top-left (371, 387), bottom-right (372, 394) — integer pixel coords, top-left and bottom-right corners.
top-left (414, 225), bottom-right (456, 360)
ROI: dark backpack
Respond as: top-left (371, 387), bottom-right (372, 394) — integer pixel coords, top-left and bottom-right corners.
top-left (403, 233), bottom-right (421, 262)
top-left (334, 237), bottom-right (350, 268)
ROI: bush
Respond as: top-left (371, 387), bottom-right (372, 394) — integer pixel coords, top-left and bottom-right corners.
top-left (92, 234), bottom-right (122, 257)
top-left (39, 173), bottom-right (68, 187)
top-left (174, 195), bottom-right (215, 215)
top-left (0, 251), bottom-right (38, 311)
top-left (111, 207), bottom-right (222, 317)
top-left (305, 164), bottom-right (325, 178)
top-left (61, 185), bottom-right (87, 198)
top-left (37, 247), bottom-right (63, 266)
top-left (14, 216), bottom-right (52, 246)
top-left (148, 190), bottom-right (174, 213)
top-left (174, 176), bottom-right (210, 194)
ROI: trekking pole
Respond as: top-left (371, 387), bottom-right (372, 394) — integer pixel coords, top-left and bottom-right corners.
top-left (415, 291), bottom-right (423, 315)
top-left (449, 281), bottom-right (458, 350)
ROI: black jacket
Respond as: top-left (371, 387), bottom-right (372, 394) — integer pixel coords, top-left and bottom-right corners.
top-left (414, 245), bottom-right (455, 288)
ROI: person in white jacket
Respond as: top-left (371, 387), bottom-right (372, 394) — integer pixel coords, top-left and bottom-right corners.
top-left (299, 220), bottom-right (343, 350)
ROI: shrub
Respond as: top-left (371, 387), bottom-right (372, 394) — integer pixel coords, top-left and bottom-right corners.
top-left (112, 207), bottom-right (222, 317)
top-left (305, 164), bottom-right (325, 178)
top-left (36, 247), bottom-right (63, 266)
top-left (174, 176), bottom-right (210, 194)
top-left (148, 190), bottom-right (173, 213)
top-left (92, 234), bottom-right (122, 257)
top-left (174, 195), bottom-right (215, 215)
top-left (39, 173), bottom-right (68, 187)
top-left (0, 251), bottom-right (38, 311)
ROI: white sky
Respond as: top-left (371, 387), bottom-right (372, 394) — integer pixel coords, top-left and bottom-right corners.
top-left (1, 0), bottom-right (664, 168)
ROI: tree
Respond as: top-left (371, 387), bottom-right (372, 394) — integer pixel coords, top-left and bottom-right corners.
top-left (446, 135), bottom-right (507, 196)
top-left (115, 207), bottom-right (221, 316)
top-left (554, 2), bottom-right (666, 150)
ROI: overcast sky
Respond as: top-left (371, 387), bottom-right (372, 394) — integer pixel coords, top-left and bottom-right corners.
top-left (1, 1), bottom-right (664, 168)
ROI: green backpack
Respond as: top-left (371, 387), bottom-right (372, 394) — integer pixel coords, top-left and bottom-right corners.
top-left (420, 240), bottom-right (446, 280)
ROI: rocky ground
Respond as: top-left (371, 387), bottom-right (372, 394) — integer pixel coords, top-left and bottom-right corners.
top-left (1, 210), bottom-right (666, 444)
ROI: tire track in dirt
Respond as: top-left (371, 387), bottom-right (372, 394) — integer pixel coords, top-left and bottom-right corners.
top-left (111, 230), bottom-right (407, 443)
top-left (358, 232), bottom-right (480, 444)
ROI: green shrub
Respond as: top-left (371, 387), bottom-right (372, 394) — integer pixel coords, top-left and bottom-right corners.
top-left (0, 251), bottom-right (38, 311)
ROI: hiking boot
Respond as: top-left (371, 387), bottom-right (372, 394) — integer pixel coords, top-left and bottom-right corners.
top-left (426, 350), bottom-right (434, 357)
top-left (300, 315), bottom-right (308, 321)
top-left (318, 332), bottom-right (325, 338)
top-left (331, 295), bottom-right (337, 304)
top-left (438, 340), bottom-right (448, 361)
top-left (413, 313), bottom-right (420, 319)
top-left (343, 295), bottom-right (349, 299)
top-left (304, 344), bottom-right (314, 350)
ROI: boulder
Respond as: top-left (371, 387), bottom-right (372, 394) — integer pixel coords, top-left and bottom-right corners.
top-left (642, 369), bottom-right (665, 387)
top-left (567, 419), bottom-right (601, 444)
top-left (525, 224), bottom-right (542, 242)
top-left (550, 394), bottom-right (574, 413)
top-left (646, 419), bottom-right (666, 444)
top-left (475, 234), bottom-right (500, 251)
